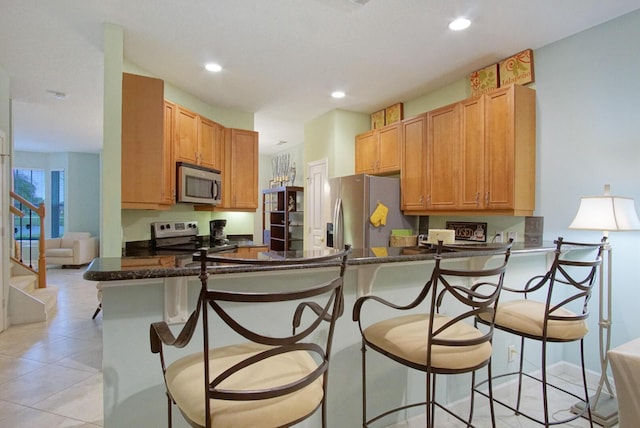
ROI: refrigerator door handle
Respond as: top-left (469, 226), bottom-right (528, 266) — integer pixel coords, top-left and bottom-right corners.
top-left (333, 197), bottom-right (343, 249)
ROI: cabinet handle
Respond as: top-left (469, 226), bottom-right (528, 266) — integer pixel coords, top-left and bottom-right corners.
top-left (427, 195), bottom-right (431, 206)
top-left (475, 192), bottom-right (480, 206)
top-left (485, 192), bottom-right (489, 205)
top-left (419, 195), bottom-right (423, 204)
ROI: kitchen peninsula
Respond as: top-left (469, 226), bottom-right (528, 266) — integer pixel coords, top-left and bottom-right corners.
top-left (86, 242), bottom-right (556, 428)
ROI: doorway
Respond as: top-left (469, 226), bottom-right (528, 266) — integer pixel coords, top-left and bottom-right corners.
top-left (306, 158), bottom-right (328, 250)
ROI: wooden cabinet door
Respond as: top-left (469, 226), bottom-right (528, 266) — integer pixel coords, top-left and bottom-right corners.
top-left (121, 73), bottom-right (171, 209)
top-left (162, 101), bottom-right (176, 204)
top-left (484, 84), bottom-right (536, 213)
top-left (377, 123), bottom-right (401, 173)
top-left (459, 96), bottom-right (485, 210)
top-left (426, 103), bottom-right (460, 210)
top-left (198, 117), bottom-right (222, 170)
top-left (225, 128), bottom-right (258, 209)
top-left (355, 131), bottom-right (377, 174)
top-left (484, 86), bottom-right (515, 210)
top-left (401, 114), bottom-right (427, 210)
top-left (175, 106), bottom-right (199, 164)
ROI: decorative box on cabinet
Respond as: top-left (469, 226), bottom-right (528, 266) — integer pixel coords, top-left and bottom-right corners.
top-left (262, 187), bottom-right (304, 251)
top-left (121, 73), bottom-right (174, 209)
top-left (401, 84), bottom-right (536, 216)
top-left (355, 122), bottom-right (401, 175)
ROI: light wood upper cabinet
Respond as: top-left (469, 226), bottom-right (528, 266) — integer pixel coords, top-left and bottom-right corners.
top-left (355, 131), bottom-right (377, 174)
top-left (483, 84), bottom-right (536, 213)
top-left (121, 73), bottom-right (174, 209)
top-left (174, 106), bottom-right (224, 170)
top-left (198, 116), bottom-right (223, 170)
top-left (222, 128), bottom-right (259, 210)
top-left (174, 105), bottom-right (199, 165)
top-left (355, 122), bottom-right (401, 175)
top-left (458, 96), bottom-right (485, 210)
top-left (162, 101), bottom-right (176, 205)
top-left (401, 114), bottom-right (428, 210)
top-left (401, 84), bottom-right (536, 216)
top-left (425, 103), bottom-right (460, 211)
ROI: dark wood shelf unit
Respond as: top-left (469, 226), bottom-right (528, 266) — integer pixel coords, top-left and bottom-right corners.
top-left (262, 186), bottom-right (304, 251)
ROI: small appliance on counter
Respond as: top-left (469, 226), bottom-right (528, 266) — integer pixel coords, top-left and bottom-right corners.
top-left (209, 219), bottom-right (228, 246)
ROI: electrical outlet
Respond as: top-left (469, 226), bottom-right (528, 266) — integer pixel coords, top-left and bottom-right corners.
top-left (494, 232), bottom-right (504, 243)
top-left (507, 231), bottom-right (517, 243)
top-left (508, 344), bottom-right (517, 363)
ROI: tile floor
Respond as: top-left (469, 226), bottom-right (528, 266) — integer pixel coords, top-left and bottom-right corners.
top-left (0, 267), bottom-right (103, 427)
top-left (0, 267), bottom-right (618, 427)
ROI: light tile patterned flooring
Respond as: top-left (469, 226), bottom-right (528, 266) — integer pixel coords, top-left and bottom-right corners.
top-left (0, 267), bottom-right (102, 427)
top-left (0, 268), bottom-right (618, 427)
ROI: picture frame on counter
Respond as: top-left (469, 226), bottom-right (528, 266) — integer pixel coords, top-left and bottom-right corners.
top-left (446, 221), bottom-right (488, 242)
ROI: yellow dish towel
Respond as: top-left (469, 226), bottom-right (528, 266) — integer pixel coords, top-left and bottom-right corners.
top-left (371, 247), bottom-right (388, 257)
top-left (369, 202), bottom-right (389, 227)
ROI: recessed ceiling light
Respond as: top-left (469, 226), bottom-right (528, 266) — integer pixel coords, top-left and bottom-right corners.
top-left (331, 91), bottom-right (346, 99)
top-left (205, 63), bottom-right (222, 72)
top-left (449, 17), bottom-right (471, 31)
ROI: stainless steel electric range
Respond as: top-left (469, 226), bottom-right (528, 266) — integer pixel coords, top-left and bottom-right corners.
top-left (151, 221), bottom-right (238, 254)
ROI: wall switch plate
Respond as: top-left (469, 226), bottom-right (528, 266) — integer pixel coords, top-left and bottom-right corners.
top-left (507, 231), bottom-right (517, 243)
top-left (494, 232), bottom-right (504, 243)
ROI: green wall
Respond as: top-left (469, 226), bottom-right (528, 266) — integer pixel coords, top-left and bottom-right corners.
top-left (304, 109), bottom-right (368, 179)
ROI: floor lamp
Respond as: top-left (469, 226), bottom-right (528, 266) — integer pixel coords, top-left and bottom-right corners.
top-left (568, 184), bottom-right (640, 427)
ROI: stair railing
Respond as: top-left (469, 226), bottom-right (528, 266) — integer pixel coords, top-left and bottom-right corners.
top-left (9, 191), bottom-right (47, 289)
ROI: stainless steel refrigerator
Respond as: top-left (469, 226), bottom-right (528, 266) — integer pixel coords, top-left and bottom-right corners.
top-left (327, 174), bottom-right (414, 248)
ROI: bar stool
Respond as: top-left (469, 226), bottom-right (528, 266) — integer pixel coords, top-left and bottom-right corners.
top-left (149, 246), bottom-right (350, 428)
top-left (353, 241), bottom-right (512, 427)
top-left (474, 237), bottom-right (604, 427)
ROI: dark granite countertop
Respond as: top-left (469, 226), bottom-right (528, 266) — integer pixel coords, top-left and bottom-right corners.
top-left (84, 241), bottom-right (557, 282)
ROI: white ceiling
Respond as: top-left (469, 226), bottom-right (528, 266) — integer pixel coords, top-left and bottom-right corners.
top-left (1, 0), bottom-right (639, 155)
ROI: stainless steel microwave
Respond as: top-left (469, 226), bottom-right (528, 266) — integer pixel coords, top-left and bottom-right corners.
top-left (176, 162), bottom-right (222, 205)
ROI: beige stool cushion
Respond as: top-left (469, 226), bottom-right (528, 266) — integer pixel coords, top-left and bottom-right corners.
top-left (481, 300), bottom-right (588, 341)
top-left (363, 313), bottom-right (491, 370)
top-left (165, 342), bottom-right (323, 428)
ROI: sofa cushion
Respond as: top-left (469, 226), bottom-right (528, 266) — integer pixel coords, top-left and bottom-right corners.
top-left (46, 248), bottom-right (74, 258)
top-left (61, 232), bottom-right (91, 248)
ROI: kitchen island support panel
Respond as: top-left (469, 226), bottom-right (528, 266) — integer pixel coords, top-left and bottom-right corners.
top-left (97, 250), bottom-right (551, 428)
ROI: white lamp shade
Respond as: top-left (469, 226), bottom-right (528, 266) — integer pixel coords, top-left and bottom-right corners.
top-left (569, 195), bottom-right (640, 231)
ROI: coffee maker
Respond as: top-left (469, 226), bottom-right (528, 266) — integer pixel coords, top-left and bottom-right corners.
top-left (209, 219), bottom-right (228, 246)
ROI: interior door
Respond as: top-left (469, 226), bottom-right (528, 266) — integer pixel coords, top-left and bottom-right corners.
top-left (306, 158), bottom-right (328, 250)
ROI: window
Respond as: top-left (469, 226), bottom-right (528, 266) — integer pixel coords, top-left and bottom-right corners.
top-left (51, 170), bottom-right (65, 238)
top-left (12, 168), bottom-right (45, 241)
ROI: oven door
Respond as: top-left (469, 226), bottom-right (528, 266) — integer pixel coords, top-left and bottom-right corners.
top-left (176, 163), bottom-right (221, 205)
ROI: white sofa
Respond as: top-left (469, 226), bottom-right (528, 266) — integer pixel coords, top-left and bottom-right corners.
top-left (44, 232), bottom-right (98, 267)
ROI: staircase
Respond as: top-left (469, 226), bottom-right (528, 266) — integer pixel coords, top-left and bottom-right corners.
top-left (8, 190), bottom-right (57, 325)
top-left (9, 261), bottom-right (58, 324)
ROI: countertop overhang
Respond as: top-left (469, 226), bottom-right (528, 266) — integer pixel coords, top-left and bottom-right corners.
top-left (84, 242), bottom-right (557, 282)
